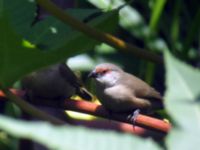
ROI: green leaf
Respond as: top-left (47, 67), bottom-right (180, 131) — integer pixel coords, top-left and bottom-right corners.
top-left (164, 51), bottom-right (200, 150)
top-left (5, 0), bottom-right (118, 50)
top-left (0, 14), bottom-right (45, 87)
top-left (170, 0), bottom-right (181, 48)
top-left (88, 0), bottom-right (169, 52)
top-left (0, 0), bottom-right (118, 87)
top-left (0, 115), bottom-right (161, 150)
top-left (149, 0), bottom-right (167, 33)
top-left (5, 0), bottom-right (96, 50)
top-left (89, 0), bottom-right (145, 36)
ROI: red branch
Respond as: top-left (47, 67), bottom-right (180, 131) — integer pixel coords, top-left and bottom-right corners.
top-left (0, 89), bottom-right (171, 136)
top-left (64, 99), bottom-right (171, 134)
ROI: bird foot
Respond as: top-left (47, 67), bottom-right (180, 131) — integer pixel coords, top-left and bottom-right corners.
top-left (128, 109), bottom-right (140, 126)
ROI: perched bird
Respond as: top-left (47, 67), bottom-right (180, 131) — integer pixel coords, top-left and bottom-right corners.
top-left (22, 63), bottom-right (92, 101)
top-left (88, 63), bottom-right (163, 114)
top-left (21, 63), bottom-right (93, 150)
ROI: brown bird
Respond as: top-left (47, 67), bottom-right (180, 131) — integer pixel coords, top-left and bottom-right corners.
top-left (22, 63), bottom-right (92, 101)
top-left (21, 63), bottom-right (93, 149)
top-left (88, 63), bottom-right (163, 115)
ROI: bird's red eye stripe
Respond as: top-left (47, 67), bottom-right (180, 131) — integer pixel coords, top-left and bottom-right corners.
top-left (96, 68), bottom-right (110, 74)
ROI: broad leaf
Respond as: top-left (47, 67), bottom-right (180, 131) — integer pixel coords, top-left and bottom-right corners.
top-left (164, 51), bottom-right (200, 150)
top-left (0, 0), bottom-right (118, 87)
top-left (5, 0), bottom-right (97, 50)
top-left (0, 115), bottom-right (161, 150)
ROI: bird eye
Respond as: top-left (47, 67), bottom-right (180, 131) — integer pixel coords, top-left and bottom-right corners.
top-left (102, 70), bottom-right (106, 73)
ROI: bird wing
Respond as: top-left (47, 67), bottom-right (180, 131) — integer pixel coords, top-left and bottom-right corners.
top-left (120, 73), bottom-right (163, 101)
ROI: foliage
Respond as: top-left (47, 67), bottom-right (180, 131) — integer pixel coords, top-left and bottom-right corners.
top-left (0, 0), bottom-right (118, 87)
top-left (0, 115), bottom-right (161, 150)
top-left (0, 0), bottom-right (200, 149)
top-left (164, 51), bottom-right (200, 150)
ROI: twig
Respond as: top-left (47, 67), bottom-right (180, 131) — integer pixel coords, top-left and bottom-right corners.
top-left (36, 0), bottom-right (163, 64)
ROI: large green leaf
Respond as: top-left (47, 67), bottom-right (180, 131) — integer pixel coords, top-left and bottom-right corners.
top-left (0, 0), bottom-right (118, 87)
top-left (0, 115), bottom-right (161, 150)
top-left (164, 51), bottom-right (200, 150)
top-left (0, 15), bottom-right (45, 87)
top-left (5, 0), bottom-right (98, 50)
top-left (5, 0), bottom-right (118, 51)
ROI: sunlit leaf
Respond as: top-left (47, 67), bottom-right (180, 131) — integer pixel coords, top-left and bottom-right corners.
top-left (0, 115), bottom-right (161, 150)
top-left (164, 51), bottom-right (200, 150)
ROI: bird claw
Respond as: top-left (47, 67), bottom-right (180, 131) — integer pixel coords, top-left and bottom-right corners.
top-left (128, 109), bottom-right (140, 126)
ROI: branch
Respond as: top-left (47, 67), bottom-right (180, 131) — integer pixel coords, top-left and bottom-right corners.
top-left (0, 89), bottom-right (170, 135)
top-left (0, 89), bottom-right (166, 138)
top-left (63, 99), bottom-right (171, 134)
top-left (36, 0), bottom-right (163, 64)
top-left (0, 86), bottom-right (65, 125)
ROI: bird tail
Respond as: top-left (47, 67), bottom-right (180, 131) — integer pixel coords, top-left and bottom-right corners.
top-left (150, 88), bottom-right (163, 100)
top-left (76, 87), bottom-right (93, 101)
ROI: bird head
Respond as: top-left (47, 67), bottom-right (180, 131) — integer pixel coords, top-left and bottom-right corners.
top-left (88, 63), bottom-right (123, 86)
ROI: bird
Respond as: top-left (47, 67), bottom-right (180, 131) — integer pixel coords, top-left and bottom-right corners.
top-left (21, 63), bottom-right (92, 102)
top-left (21, 63), bottom-right (93, 150)
top-left (88, 63), bottom-right (163, 116)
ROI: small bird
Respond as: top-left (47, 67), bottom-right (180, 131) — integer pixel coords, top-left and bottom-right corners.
top-left (88, 63), bottom-right (163, 115)
top-left (22, 63), bottom-right (92, 101)
top-left (21, 63), bottom-right (93, 150)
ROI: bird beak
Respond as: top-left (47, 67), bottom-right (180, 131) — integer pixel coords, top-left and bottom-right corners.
top-left (88, 71), bottom-right (97, 78)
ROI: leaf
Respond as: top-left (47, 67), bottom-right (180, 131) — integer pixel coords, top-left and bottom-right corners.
top-left (89, 0), bottom-right (145, 36)
top-left (164, 51), bottom-right (200, 150)
top-left (0, 0), bottom-right (118, 87)
top-left (149, 0), bottom-right (167, 33)
top-left (0, 14), bottom-right (45, 87)
top-left (0, 115), bottom-right (161, 150)
top-left (88, 0), bottom-right (169, 52)
top-left (5, 0), bottom-right (95, 49)
top-left (170, 0), bottom-right (181, 46)
top-left (5, 0), bottom-right (118, 50)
